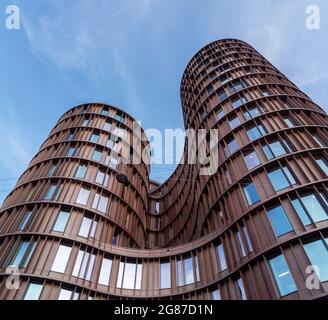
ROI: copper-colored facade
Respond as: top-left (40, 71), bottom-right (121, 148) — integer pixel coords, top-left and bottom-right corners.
top-left (0, 39), bottom-right (328, 300)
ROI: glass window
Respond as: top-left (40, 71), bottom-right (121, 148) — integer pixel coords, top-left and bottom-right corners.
top-left (217, 243), bottom-right (227, 271)
top-left (98, 257), bottom-right (113, 286)
top-left (226, 137), bottom-right (239, 156)
top-left (231, 79), bottom-right (245, 92)
top-left (216, 107), bottom-right (225, 121)
top-left (246, 125), bottom-right (266, 141)
top-left (90, 132), bottom-right (100, 143)
top-left (160, 262), bottom-right (171, 289)
top-left (117, 261), bottom-right (142, 290)
top-left (58, 289), bottom-right (79, 300)
top-left (262, 140), bottom-right (287, 160)
top-left (103, 121), bottom-right (112, 132)
top-left (219, 74), bottom-right (229, 85)
top-left (269, 254), bottom-right (297, 296)
top-left (283, 117), bottom-right (295, 128)
top-left (53, 209), bottom-right (70, 232)
top-left (95, 169), bottom-right (109, 186)
top-left (229, 116), bottom-right (241, 129)
top-left (217, 88), bottom-right (227, 101)
top-left (232, 95), bottom-right (247, 109)
top-left (76, 187), bottom-right (90, 206)
top-left (244, 151), bottom-right (261, 170)
top-left (18, 210), bottom-right (33, 231)
top-left (115, 112), bottom-right (125, 123)
top-left (44, 184), bottom-right (57, 200)
top-left (243, 182), bottom-right (260, 206)
top-left (236, 277), bottom-right (247, 300)
top-left (185, 256), bottom-right (194, 285)
top-left (75, 164), bottom-right (87, 179)
top-left (23, 283), bottom-right (43, 300)
top-left (92, 148), bottom-right (103, 162)
top-left (82, 117), bottom-right (90, 126)
top-left (243, 226), bottom-right (253, 252)
top-left (236, 231), bottom-right (246, 257)
top-left (72, 250), bottom-right (96, 281)
top-left (313, 134), bottom-right (326, 148)
top-left (9, 241), bottom-right (35, 268)
top-left (51, 245), bottom-right (72, 273)
top-left (67, 146), bottom-right (78, 157)
top-left (92, 193), bottom-right (109, 213)
top-left (297, 193), bottom-right (328, 223)
top-left (244, 106), bottom-right (262, 120)
top-left (268, 166), bottom-right (296, 191)
top-left (267, 205), bottom-right (294, 236)
top-left (211, 289), bottom-right (221, 300)
top-left (47, 163), bottom-right (58, 177)
top-left (316, 158), bottom-right (328, 176)
top-left (101, 107), bottom-right (109, 116)
top-left (79, 216), bottom-right (97, 238)
top-left (304, 239), bottom-right (328, 282)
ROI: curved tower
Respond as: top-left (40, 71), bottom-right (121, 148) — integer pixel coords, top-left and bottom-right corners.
top-left (0, 39), bottom-right (328, 300)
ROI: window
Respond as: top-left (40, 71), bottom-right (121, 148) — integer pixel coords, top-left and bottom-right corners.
top-left (18, 210), bottom-right (33, 231)
top-left (292, 193), bottom-right (328, 224)
top-left (98, 257), bottom-right (113, 286)
top-left (244, 106), bottom-right (262, 120)
top-left (236, 277), bottom-right (247, 300)
top-left (160, 261), bottom-right (171, 289)
top-left (155, 201), bottom-right (160, 214)
top-left (117, 260), bottom-right (142, 290)
top-left (58, 288), bottom-right (80, 300)
top-left (107, 137), bottom-right (117, 149)
top-left (313, 134), bottom-right (326, 148)
top-left (217, 88), bottom-right (227, 101)
top-left (92, 148), bottom-right (103, 162)
top-left (225, 137), bottom-right (239, 156)
top-left (115, 111), bottom-right (125, 123)
top-left (232, 95), bottom-right (247, 109)
top-left (243, 182), bottom-right (260, 206)
top-left (216, 243), bottom-right (227, 271)
top-left (243, 226), bottom-right (253, 252)
top-left (219, 74), bottom-right (229, 85)
top-left (23, 283), bottom-right (43, 300)
top-left (316, 158), bottom-right (328, 176)
top-left (103, 121), bottom-right (112, 132)
top-left (112, 229), bottom-right (121, 245)
top-left (44, 184), bottom-right (57, 200)
top-left (177, 255), bottom-right (198, 286)
top-left (246, 124), bottom-right (266, 141)
top-left (75, 163), bottom-right (87, 179)
top-left (53, 208), bottom-right (70, 232)
top-left (95, 169), bottom-right (109, 186)
top-left (101, 107), bottom-right (109, 116)
top-left (67, 130), bottom-right (75, 141)
top-left (82, 117), bottom-right (90, 127)
top-left (51, 245), bottom-right (72, 273)
top-left (283, 117), bottom-right (295, 128)
top-left (209, 71), bottom-right (216, 80)
top-left (216, 107), bottom-right (225, 121)
top-left (211, 289), bottom-right (221, 300)
top-left (207, 84), bottom-right (214, 95)
top-left (92, 193), bottom-right (109, 213)
top-left (9, 241), bottom-right (36, 268)
top-left (47, 163), bottom-right (58, 177)
top-left (268, 166), bottom-right (296, 192)
top-left (230, 79), bottom-right (245, 92)
top-left (267, 205), bottom-right (294, 236)
top-left (90, 131), bottom-right (100, 143)
top-left (229, 116), bottom-right (241, 129)
top-left (269, 254), bottom-right (297, 296)
top-left (201, 110), bottom-right (207, 121)
top-left (67, 145), bottom-right (79, 157)
top-left (106, 153), bottom-right (119, 169)
top-left (262, 140), bottom-right (289, 160)
top-left (224, 168), bottom-right (232, 185)
top-left (236, 231), bottom-right (246, 257)
top-left (76, 187), bottom-right (90, 206)
top-left (72, 250), bottom-right (96, 281)
top-left (304, 239), bottom-right (328, 282)
top-left (79, 216), bottom-right (97, 238)
top-left (244, 151), bottom-right (261, 170)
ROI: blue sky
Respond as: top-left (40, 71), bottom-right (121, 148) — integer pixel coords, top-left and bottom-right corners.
top-left (0, 0), bottom-right (327, 204)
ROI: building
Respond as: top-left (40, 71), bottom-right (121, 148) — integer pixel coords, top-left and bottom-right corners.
top-left (0, 39), bottom-right (328, 300)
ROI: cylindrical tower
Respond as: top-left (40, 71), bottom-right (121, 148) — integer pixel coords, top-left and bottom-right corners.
top-left (0, 39), bottom-right (328, 300)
